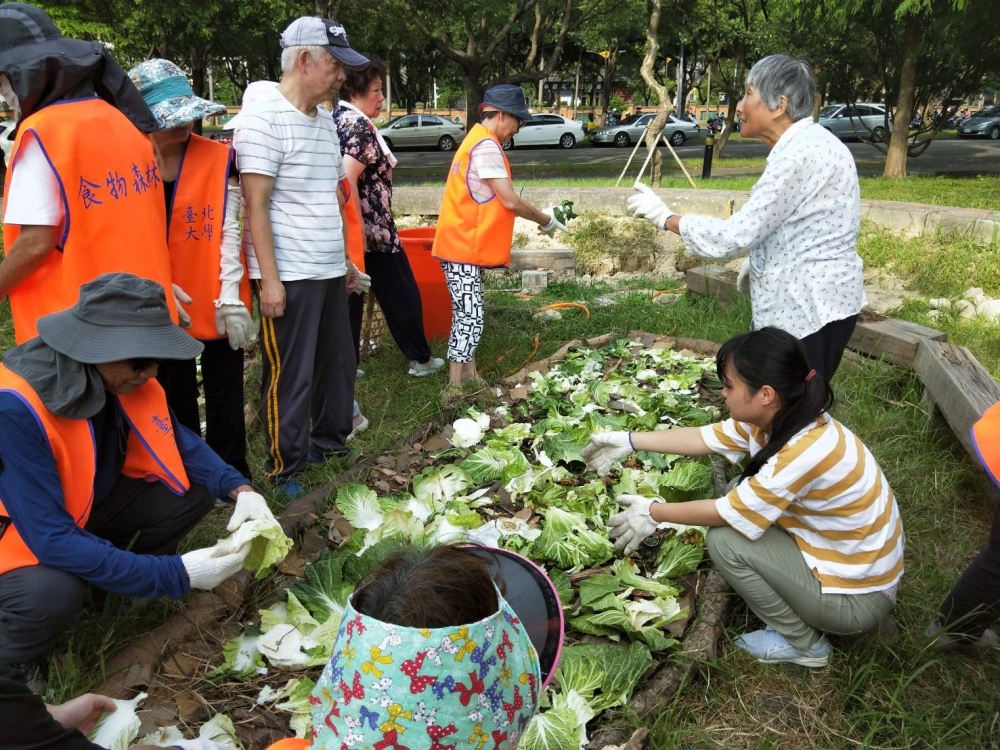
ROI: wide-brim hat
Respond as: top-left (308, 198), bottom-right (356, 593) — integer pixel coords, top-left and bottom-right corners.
top-left (478, 83), bottom-right (531, 122)
top-left (465, 546), bottom-right (565, 687)
top-left (224, 80), bottom-right (278, 130)
top-left (128, 58), bottom-right (226, 131)
top-left (280, 17), bottom-right (369, 69)
top-left (36, 272), bottom-right (204, 364)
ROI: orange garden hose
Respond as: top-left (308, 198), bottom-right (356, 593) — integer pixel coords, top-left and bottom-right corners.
top-left (537, 302), bottom-right (591, 318)
top-left (502, 333), bottom-right (541, 379)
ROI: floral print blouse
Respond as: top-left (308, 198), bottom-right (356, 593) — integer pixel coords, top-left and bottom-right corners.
top-left (333, 104), bottom-right (403, 254)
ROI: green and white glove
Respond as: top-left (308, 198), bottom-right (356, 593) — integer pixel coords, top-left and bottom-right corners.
top-left (539, 207), bottom-right (569, 237)
top-left (580, 431), bottom-right (634, 476)
top-left (607, 494), bottom-right (660, 555)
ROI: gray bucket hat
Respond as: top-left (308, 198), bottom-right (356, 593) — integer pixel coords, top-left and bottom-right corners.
top-left (478, 84), bottom-right (531, 122)
top-left (36, 273), bottom-right (205, 364)
top-left (128, 58), bottom-right (227, 131)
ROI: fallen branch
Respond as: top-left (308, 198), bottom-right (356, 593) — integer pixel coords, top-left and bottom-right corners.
top-left (630, 569), bottom-right (732, 716)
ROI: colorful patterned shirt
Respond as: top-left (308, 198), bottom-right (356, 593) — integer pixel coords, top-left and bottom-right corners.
top-left (333, 104), bottom-right (403, 253)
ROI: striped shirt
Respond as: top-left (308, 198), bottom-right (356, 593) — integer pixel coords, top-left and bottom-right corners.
top-left (700, 414), bottom-right (904, 595)
top-left (233, 87), bottom-right (347, 281)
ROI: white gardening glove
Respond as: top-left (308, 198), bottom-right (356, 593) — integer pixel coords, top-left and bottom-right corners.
top-left (607, 494), bottom-right (660, 555)
top-left (626, 182), bottom-right (674, 229)
top-left (181, 542), bottom-right (251, 590)
top-left (172, 283), bottom-right (192, 329)
top-left (226, 491), bottom-right (278, 532)
top-left (353, 271), bottom-right (372, 295)
top-left (736, 257), bottom-right (750, 294)
top-left (214, 302), bottom-right (256, 350)
top-left (171, 738), bottom-right (234, 750)
top-left (539, 207), bottom-right (568, 238)
top-left (580, 431), bottom-right (634, 476)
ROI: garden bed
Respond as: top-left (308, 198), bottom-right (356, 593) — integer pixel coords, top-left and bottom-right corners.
top-left (97, 332), bottom-right (736, 750)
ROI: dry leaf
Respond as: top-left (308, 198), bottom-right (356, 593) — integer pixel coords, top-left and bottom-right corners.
top-left (513, 507), bottom-right (534, 521)
top-left (420, 433), bottom-right (452, 452)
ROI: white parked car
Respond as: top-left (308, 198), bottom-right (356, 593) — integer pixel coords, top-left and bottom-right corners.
top-left (501, 113), bottom-right (586, 150)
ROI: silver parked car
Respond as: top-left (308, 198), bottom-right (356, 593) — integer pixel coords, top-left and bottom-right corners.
top-left (377, 114), bottom-right (466, 151)
top-left (817, 103), bottom-right (891, 142)
top-left (589, 112), bottom-right (700, 147)
top-left (958, 105), bottom-right (1000, 140)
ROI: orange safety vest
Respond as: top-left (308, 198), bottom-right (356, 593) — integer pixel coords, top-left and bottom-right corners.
top-left (972, 400), bottom-right (1000, 488)
top-left (342, 176), bottom-right (365, 271)
top-left (167, 134), bottom-right (252, 341)
top-left (0, 364), bottom-right (190, 576)
top-left (431, 124), bottom-right (515, 268)
top-left (2, 98), bottom-right (176, 343)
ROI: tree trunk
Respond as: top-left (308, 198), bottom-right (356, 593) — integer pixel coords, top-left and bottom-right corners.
top-left (465, 70), bottom-right (485, 130)
top-left (189, 46), bottom-right (206, 135)
top-left (638, 0), bottom-right (670, 187)
top-left (884, 14), bottom-right (921, 178)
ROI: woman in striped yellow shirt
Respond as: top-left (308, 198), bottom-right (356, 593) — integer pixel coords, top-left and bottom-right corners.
top-left (582, 327), bottom-right (904, 668)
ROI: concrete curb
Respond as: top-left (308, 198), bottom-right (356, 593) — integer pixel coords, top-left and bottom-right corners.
top-left (394, 187), bottom-right (1000, 243)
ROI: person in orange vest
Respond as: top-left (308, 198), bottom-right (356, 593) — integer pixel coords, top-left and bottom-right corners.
top-left (925, 400), bottom-right (1000, 651)
top-left (0, 274), bottom-right (276, 689)
top-left (432, 84), bottom-right (567, 398)
top-left (0, 3), bottom-right (186, 342)
top-left (129, 59), bottom-right (256, 480)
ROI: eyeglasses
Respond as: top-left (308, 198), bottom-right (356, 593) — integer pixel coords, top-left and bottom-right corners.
top-left (128, 358), bottom-right (160, 373)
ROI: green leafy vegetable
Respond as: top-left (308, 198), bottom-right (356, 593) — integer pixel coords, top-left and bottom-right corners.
top-left (653, 531), bottom-right (706, 579)
top-left (412, 464), bottom-right (471, 504)
top-left (554, 642), bottom-right (653, 712)
top-left (531, 507), bottom-right (614, 572)
top-left (89, 693), bottom-right (146, 750)
top-left (518, 707), bottom-right (580, 750)
top-left (207, 628), bottom-right (264, 681)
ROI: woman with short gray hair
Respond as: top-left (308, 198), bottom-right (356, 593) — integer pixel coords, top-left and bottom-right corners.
top-left (629, 53), bottom-right (864, 382)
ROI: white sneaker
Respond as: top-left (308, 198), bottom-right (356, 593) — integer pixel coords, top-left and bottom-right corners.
top-left (348, 414), bottom-right (369, 441)
top-left (734, 627), bottom-right (832, 668)
top-left (408, 357), bottom-right (445, 377)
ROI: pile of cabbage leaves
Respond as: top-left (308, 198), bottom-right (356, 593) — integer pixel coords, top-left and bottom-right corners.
top-left (209, 339), bottom-right (723, 747)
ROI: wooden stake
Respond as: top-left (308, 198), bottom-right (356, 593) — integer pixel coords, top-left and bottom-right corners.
top-left (614, 123), bottom-right (650, 187)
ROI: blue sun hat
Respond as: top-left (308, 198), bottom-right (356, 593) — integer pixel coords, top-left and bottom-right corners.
top-left (128, 58), bottom-right (226, 131)
top-left (478, 84), bottom-right (531, 122)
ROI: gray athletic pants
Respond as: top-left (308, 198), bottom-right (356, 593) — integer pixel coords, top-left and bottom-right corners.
top-left (258, 277), bottom-right (356, 481)
top-left (707, 525), bottom-right (896, 650)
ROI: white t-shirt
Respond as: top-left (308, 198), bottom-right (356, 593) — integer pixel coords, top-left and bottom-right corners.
top-left (234, 88), bottom-right (347, 281)
top-left (679, 119), bottom-right (864, 339)
top-left (466, 138), bottom-right (508, 203)
top-left (3, 136), bottom-right (64, 227)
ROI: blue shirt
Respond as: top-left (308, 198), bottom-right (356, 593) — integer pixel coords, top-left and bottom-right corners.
top-left (0, 391), bottom-right (248, 600)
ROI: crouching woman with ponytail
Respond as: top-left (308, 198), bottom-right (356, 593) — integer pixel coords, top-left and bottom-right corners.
top-left (581, 327), bottom-right (904, 668)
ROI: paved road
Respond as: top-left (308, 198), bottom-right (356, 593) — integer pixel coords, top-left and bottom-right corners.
top-left (393, 136), bottom-right (1000, 178)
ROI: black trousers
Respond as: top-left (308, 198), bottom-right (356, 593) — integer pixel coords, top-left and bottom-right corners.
top-left (937, 484), bottom-right (1000, 635)
top-left (799, 314), bottom-right (858, 383)
top-left (348, 250), bottom-right (432, 364)
top-left (156, 338), bottom-right (250, 479)
top-left (0, 476), bottom-right (216, 665)
top-left (258, 277), bottom-right (356, 481)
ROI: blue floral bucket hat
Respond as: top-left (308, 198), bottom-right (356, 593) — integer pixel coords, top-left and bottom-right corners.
top-left (127, 58), bottom-right (226, 130)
